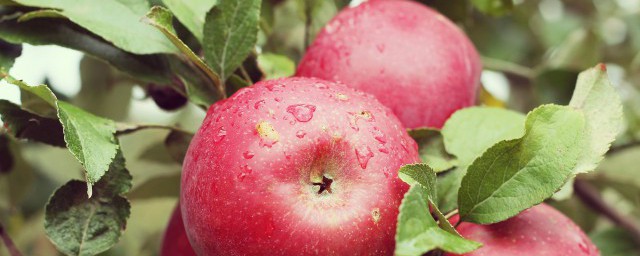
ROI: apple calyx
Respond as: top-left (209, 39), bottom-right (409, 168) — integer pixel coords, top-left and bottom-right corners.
top-left (312, 176), bottom-right (334, 194)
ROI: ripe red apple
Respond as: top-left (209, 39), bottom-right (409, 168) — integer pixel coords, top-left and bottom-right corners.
top-left (181, 77), bottom-right (420, 255)
top-left (160, 204), bottom-right (196, 256)
top-left (160, 203), bottom-right (196, 256)
top-left (445, 203), bottom-right (599, 256)
top-left (297, 0), bottom-right (481, 129)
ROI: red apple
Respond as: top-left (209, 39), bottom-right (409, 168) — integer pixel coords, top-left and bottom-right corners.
top-left (297, 0), bottom-right (481, 129)
top-left (160, 203), bottom-right (196, 256)
top-left (181, 77), bottom-right (420, 255)
top-left (445, 203), bottom-right (599, 256)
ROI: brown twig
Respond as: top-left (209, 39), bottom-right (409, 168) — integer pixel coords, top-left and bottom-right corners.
top-left (574, 179), bottom-right (640, 244)
top-left (0, 221), bottom-right (22, 256)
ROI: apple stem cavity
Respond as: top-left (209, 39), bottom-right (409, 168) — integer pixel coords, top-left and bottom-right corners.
top-left (312, 176), bottom-right (334, 195)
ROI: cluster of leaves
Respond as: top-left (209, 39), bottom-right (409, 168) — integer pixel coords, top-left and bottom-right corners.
top-left (0, 0), bottom-right (638, 255)
top-left (395, 64), bottom-right (623, 255)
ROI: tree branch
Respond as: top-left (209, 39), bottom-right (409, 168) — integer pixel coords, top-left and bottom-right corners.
top-left (481, 56), bottom-right (536, 79)
top-left (574, 179), bottom-right (640, 244)
top-left (0, 221), bottom-right (22, 256)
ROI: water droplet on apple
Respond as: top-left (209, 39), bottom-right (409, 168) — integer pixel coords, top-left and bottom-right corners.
top-left (237, 164), bottom-right (252, 181)
top-left (254, 100), bottom-right (265, 110)
top-left (378, 146), bottom-right (389, 154)
top-left (274, 97), bottom-right (282, 102)
top-left (213, 127), bottom-right (226, 143)
top-left (287, 104), bottom-right (316, 122)
top-left (243, 151), bottom-right (254, 159)
top-left (296, 130), bottom-right (306, 138)
top-left (355, 146), bottom-right (374, 169)
top-left (400, 139), bottom-right (409, 153)
top-left (372, 127), bottom-right (386, 144)
top-left (376, 44), bottom-right (385, 53)
top-left (383, 168), bottom-right (390, 178)
top-left (314, 82), bottom-right (328, 89)
top-left (265, 83), bottom-right (285, 91)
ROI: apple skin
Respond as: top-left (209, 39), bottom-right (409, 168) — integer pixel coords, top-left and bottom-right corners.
top-left (297, 0), bottom-right (481, 129)
top-left (160, 203), bottom-right (196, 256)
top-left (445, 203), bottom-right (600, 256)
top-left (181, 77), bottom-right (420, 255)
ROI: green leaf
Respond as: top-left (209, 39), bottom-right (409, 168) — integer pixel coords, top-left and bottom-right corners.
top-left (0, 100), bottom-right (66, 147)
top-left (144, 6), bottom-right (224, 106)
top-left (436, 168), bottom-right (466, 213)
top-left (0, 39), bottom-right (21, 71)
top-left (44, 150), bottom-right (132, 255)
top-left (471, 0), bottom-right (513, 16)
top-left (57, 102), bottom-right (119, 190)
top-left (44, 180), bottom-right (130, 256)
top-left (203, 0), bottom-right (261, 81)
top-left (408, 128), bottom-right (456, 173)
top-left (395, 185), bottom-right (481, 256)
top-left (0, 14), bottom-right (172, 83)
top-left (458, 105), bottom-right (587, 224)
top-left (256, 53), bottom-right (295, 79)
top-left (568, 64), bottom-right (623, 174)
top-left (17, 9), bottom-right (66, 22)
top-left (161, 0), bottom-right (218, 42)
top-left (2, 73), bottom-right (121, 196)
top-left (398, 164), bottom-right (437, 200)
top-left (442, 107), bottom-right (525, 168)
top-left (398, 164), bottom-right (462, 236)
top-left (14, 0), bottom-right (178, 54)
top-left (2, 74), bottom-right (58, 108)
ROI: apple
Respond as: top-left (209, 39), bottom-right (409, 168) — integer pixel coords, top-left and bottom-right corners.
top-left (297, 0), bottom-right (481, 129)
top-left (181, 77), bottom-right (420, 255)
top-left (160, 203), bottom-right (196, 256)
top-left (445, 203), bottom-right (599, 256)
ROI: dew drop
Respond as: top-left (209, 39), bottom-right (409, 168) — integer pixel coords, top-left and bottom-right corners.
top-left (243, 151), bottom-right (254, 159)
top-left (314, 82), bottom-right (328, 89)
top-left (274, 97), bottom-right (282, 102)
top-left (237, 164), bottom-right (253, 181)
top-left (376, 44), bottom-right (385, 53)
top-left (254, 100), bottom-right (265, 110)
top-left (296, 130), bottom-right (306, 138)
top-left (383, 168), bottom-right (390, 178)
top-left (213, 127), bottom-right (226, 143)
top-left (355, 146), bottom-right (374, 169)
top-left (372, 127), bottom-right (386, 144)
top-left (400, 139), bottom-right (409, 153)
top-left (286, 104), bottom-right (317, 122)
top-left (266, 83), bottom-right (285, 91)
top-left (378, 146), bottom-right (389, 154)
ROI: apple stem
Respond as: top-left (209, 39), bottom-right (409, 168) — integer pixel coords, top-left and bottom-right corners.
top-left (312, 176), bottom-right (333, 194)
top-left (0, 221), bottom-right (22, 256)
top-left (574, 179), bottom-right (640, 245)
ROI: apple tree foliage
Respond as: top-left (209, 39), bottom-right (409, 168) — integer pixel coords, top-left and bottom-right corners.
top-left (0, 0), bottom-right (639, 255)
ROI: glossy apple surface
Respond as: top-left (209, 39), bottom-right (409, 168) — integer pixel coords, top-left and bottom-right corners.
top-left (446, 203), bottom-right (599, 256)
top-left (160, 203), bottom-right (196, 256)
top-left (181, 77), bottom-right (420, 255)
top-left (297, 0), bottom-right (481, 129)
